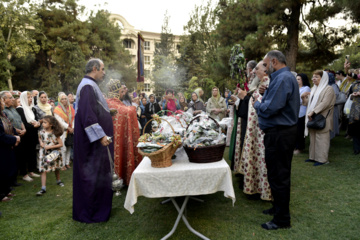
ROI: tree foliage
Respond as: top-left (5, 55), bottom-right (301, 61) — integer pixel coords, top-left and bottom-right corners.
top-left (175, 0), bottom-right (359, 98)
top-left (0, 0), bottom-right (41, 90)
top-left (326, 37), bottom-right (360, 72)
top-left (177, 1), bottom-right (228, 97)
top-left (2, 0), bottom-right (135, 97)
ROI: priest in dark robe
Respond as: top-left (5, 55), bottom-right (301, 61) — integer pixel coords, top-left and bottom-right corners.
top-left (73, 58), bottom-right (114, 223)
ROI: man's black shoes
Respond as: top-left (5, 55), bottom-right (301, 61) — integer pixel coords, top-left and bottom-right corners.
top-left (261, 221), bottom-right (291, 230)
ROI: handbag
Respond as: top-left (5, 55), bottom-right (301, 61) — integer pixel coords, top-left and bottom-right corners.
top-left (44, 150), bottom-right (60, 163)
top-left (65, 133), bottom-right (74, 147)
top-left (335, 91), bottom-right (347, 105)
top-left (306, 110), bottom-right (331, 130)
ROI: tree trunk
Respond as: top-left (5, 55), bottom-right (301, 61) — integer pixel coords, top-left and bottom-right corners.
top-left (285, 1), bottom-right (302, 71)
top-left (7, 69), bottom-right (13, 91)
top-left (7, 54), bottom-right (13, 91)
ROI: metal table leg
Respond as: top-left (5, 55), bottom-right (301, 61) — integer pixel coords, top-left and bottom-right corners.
top-left (161, 196), bottom-right (210, 240)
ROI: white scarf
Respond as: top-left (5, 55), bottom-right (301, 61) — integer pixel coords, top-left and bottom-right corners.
top-left (305, 71), bottom-right (329, 136)
top-left (20, 91), bottom-right (36, 124)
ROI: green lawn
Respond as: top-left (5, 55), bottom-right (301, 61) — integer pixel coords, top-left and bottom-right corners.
top-left (1, 133), bottom-right (359, 240)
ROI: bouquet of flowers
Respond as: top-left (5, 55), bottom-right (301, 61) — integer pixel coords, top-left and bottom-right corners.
top-left (184, 115), bottom-right (226, 149)
top-left (137, 118), bottom-right (182, 153)
top-left (229, 44), bottom-right (248, 90)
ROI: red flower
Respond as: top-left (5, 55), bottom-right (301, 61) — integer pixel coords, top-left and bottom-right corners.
top-left (244, 82), bottom-right (249, 91)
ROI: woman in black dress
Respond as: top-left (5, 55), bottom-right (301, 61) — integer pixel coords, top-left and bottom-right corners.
top-left (16, 91), bottom-right (41, 182)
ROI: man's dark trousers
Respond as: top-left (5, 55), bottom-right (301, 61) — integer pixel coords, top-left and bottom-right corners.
top-left (264, 125), bottom-right (297, 226)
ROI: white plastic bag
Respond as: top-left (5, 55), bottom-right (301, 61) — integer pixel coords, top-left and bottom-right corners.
top-left (343, 97), bottom-right (353, 118)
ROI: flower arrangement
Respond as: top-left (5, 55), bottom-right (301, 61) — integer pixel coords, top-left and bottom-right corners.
top-left (184, 115), bottom-right (226, 149)
top-left (137, 117), bottom-right (182, 153)
top-left (229, 44), bottom-right (247, 90)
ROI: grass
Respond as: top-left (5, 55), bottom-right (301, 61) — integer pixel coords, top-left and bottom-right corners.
top-left (1, 132), bottom-right (359, 240)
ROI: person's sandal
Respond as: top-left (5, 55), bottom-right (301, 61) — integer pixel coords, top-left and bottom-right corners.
top-left (36, 189), bottom-right (46, 196)
top-left (57, 182), bottom-right (65, 187)
top-left (1, 197), bottom-right (12, 202)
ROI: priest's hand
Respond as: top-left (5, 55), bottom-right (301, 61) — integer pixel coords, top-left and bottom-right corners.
top-left (100, 136), bottom-right (110, 146)
top-left (237, 89), bottom-right (247, 100)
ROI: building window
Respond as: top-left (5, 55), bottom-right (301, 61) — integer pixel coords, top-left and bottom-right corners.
top-left (123, 39), bottom-right (133, 49)
top-left (142, 83), bottom-right (150, 92)
top-left (144, 70), bottom-right (150, 78)
top-left (144, 41), bottom-right (150, 50)
top-left (145, 56), bottom-right (150, 65)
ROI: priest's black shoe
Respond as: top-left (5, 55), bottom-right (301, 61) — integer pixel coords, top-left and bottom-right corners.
top-left (261, 221), bottom-right (291, 230)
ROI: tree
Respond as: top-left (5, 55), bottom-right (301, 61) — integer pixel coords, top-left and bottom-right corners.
top-left (185, 76), bottom-right (216, 100)
top-left (152, 12), bottom-right (180, 95)
top-left (8, 0), bottom-right (135, 97)
top-left (338, 0), bottom-right (360, 23)
top-left (30, 0), bottom-right (90, 95)
top-left (215, 0), bottom-right (359, 72)
top-left (326, 38), bottom-right (360, 71)
top-left (86, 10), bottom-right (136, 92)
top-left (0, 0), bottom-right (41, 90)
top-left (177, 1), bottom-right (228, 92)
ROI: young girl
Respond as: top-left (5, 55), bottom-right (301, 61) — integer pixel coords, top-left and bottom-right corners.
top-left (36, 115), bottom-right (65, 196)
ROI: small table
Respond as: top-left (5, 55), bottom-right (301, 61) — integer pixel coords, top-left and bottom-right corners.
top-left (124, 148), bottom-right (235, 239)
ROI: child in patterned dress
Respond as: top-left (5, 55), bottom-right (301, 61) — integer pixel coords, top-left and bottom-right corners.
top-left (36, 116), bottom-right (64, 196)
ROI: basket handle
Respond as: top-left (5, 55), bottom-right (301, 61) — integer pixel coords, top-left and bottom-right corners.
top-left (156, 110), bottom-right (176, 116)
top-left (185, 115), bottom-right (220, 131)
top-left (157, 109), bottom-right (187, 128)
top-left (142, 117), bottom-right (176, 135)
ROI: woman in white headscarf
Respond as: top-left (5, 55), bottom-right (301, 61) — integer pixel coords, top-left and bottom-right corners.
top-left (16, 91), bottom-right (41, 181)
top-left (303, 70), bottom-right (336, 166)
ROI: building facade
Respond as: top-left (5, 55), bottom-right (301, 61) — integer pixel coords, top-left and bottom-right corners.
top-left (109, 14), bottom-right (181, 95)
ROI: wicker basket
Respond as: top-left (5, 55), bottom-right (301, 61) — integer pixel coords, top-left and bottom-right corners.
top-left (138, 118), bottom-right (181, 168)
top-left (183, 116), bottom-right (225, 163)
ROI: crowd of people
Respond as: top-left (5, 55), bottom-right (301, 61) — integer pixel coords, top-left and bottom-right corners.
top-left (227, 51), bottom-right (360, 230)
top-left (1, 54), bottom-right (359, 228)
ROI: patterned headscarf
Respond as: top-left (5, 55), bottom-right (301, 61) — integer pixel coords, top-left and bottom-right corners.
top-left (54, 92), bottom-right (74, 128)
top-left (107, 79), bottom-right (123, 99)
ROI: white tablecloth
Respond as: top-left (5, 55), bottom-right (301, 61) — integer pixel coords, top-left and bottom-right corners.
top-left (124, 148), bottom-right (236, 214)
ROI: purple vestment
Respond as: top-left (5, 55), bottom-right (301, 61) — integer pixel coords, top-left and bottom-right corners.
top-left (73, 76), bottom-right (114, 223)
